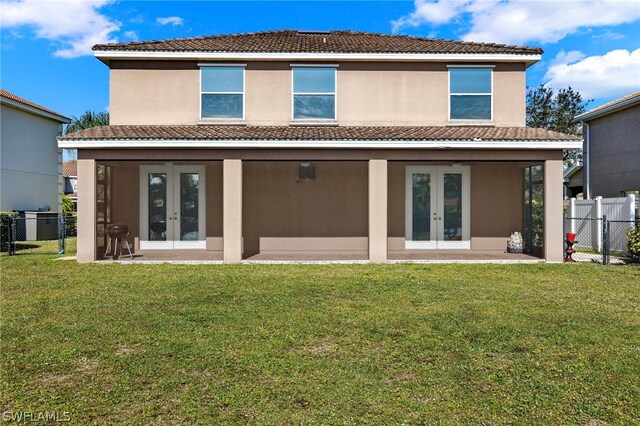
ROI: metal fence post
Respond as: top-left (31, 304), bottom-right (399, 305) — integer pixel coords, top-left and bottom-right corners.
top-left (8, 216), bottom-right (15, 256)
top-left (59, 214), bottom-right (66, 255)
top-left (602, 214), bottom-right (608, 265)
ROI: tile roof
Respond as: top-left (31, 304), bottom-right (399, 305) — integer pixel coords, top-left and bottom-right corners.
top-left (93, 30), bottom-right (542, 55)
top-left (1, 89), bottom-right (70, 120)
top-left (574, 90), bottom-right (640, 121)
top-left (59, 125), bottom-right (579, 142)
top-left (63, 160), bottom-right (77, 176)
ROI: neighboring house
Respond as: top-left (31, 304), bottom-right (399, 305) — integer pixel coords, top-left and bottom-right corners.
top-left (58, 30), bottom-right (580, 263)
top-left (63, 160), bottom-right (78, 211)
top-left (563, 162), bottom-right (583, 199)
top-left (573, 91), bottom-right (640, 201)
top-left (1, 89), bottom-right (70, 213)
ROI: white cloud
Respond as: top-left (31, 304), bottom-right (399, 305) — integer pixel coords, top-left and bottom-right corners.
top-left (551, 50), bottom-right (586, 66)
top-left (0, 0), bottom-right (120, 58)
top-left (544, 48), bottom-right (640, 99)
top-left (393, 0), bottom-right (640, 45)
top-left (123, 30), bottom-right (138, 41)
top-left (156, 16), bottom-right (183, 26)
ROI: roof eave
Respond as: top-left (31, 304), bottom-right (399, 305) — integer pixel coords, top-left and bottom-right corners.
top-left (1, 96), bottom-right (71, 123)
top-left (93, 50), bottom-right (541, 66)
top-left (58, 138), bottom-right (581, 150)
top-left (572, 96), bottom-right (640, 123)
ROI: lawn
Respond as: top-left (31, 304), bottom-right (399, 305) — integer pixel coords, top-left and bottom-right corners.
top-left (1, 257), bottom-right (639, 424)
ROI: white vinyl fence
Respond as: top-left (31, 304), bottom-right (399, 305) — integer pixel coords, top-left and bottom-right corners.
top-left (565, 195), bottom-right (636, 253)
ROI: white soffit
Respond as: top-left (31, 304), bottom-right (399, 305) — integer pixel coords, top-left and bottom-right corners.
top-left (58, 139), bottom-right (582, 150)
top-left (95, 50), bottom-right (541, 65)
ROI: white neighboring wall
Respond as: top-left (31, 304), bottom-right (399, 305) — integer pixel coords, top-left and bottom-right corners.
top-left (0, 104), bottom-right (65, 212)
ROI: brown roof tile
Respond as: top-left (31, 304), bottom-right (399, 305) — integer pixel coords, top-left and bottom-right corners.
top-left (574, 90), bottom-right (640, 121)
top-left (0, 89), bottom-right (70, 120)
top-left (59, 125), bottom-right (578, 142)
top-left (63, 160), bottom-right (77, 176)
top-left (93, 30), bottom-right (542, 55)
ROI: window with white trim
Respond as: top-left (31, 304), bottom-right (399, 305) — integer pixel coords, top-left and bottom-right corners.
top-left (200, 66), bottom-right (244, 119)
top-left (449, 67), bottom-right (492, 120)
top-left (292, 67), bottom-right (336, 120)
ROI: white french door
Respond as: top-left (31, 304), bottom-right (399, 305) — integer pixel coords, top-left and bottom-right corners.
top-left (140, 165), bottom-right (206, 249)
top-left (405, 166), bottom-right (470, 249)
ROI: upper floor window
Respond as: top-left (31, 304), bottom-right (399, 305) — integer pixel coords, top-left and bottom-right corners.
top-left (449, 67), bottom-right (492, 121)
top-left (292, 67), bottom-right (336, 120)
top-left (200, 66), bottom-right (244, 119)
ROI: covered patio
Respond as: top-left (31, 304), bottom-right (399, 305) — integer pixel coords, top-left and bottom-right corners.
top-left (98, 248), bottom-right (541, 264)
top-left (74, 149), bottom-right (563, 264)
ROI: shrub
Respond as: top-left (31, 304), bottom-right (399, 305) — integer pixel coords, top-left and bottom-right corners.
top-left (64, 214), bottom-right (77, 237)
top-left (0, 211), bottom-right (19, 252)
top-left (627, 226), bottom-right (640, 261)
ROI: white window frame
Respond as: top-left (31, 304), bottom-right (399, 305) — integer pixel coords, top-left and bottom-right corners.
top-left (405, 166), bottom-right (471, 250)
top-left (291, 65), bottom-right (338, 122)
top-left (199, 64), bottom-right (246, 121)
top-left (139, 165), bottom-right (207, 250)
top-left (447, 65), bottom-right (494, 122)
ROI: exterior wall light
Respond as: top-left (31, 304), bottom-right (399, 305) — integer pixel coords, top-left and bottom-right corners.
top-left (298, 162), bottom-right (315, 181)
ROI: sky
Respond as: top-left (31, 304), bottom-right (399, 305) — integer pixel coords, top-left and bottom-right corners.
top-left (1, 0), bottom-right (639, 123)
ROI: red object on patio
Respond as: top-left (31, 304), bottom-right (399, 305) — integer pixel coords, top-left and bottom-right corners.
top-left (565, 232), bottom-right (578, 262)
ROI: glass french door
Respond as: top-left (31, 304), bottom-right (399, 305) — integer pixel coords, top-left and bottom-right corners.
top-left (405, 166), bottom-right (470, 249)
top-left (140, 165), bottom-right (206, 249)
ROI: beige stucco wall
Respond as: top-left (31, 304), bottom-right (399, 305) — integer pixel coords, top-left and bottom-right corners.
top-left (0, 105), bottom-right (62, 211)
top-left (242, 161), bottom-right (369, 255)
top-left (109, 61), bottom-right (200, 125)
top-left (109, 61), bottom-right (526, 127)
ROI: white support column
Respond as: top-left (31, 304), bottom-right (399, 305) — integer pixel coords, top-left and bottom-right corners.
top-left (223, 159), bottom-right (243, 263)
top-left (77, 159), bottom-right (96, 263)
top-left (594, 196), bottom-right (603, 252)
top-left (569, 198), bottom-right (576, 234)
top-left (368, 159), bottom-right (388, 263)
top-left (544, 159), bottom-right (564, 263)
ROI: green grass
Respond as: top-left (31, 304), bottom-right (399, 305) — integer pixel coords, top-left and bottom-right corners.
top-left (1, 257), bottom-right (639, 424)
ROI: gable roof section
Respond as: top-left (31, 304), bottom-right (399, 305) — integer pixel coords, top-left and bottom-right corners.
top-left (58, 125), bottom-right (580, 150)
top-left (1, 89), bottom-right (70, 123)
top-left (63, 160), bottom-right (77, 177)
top-left (93, 30), bottom-right (541, 56)
top-left (563, 162), bottom-right (583, 181)
top-left (573, 91), bottom-right (640, 122)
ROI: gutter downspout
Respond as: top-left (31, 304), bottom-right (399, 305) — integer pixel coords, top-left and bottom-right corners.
top-left (582, 122), bottom-right (591, 199)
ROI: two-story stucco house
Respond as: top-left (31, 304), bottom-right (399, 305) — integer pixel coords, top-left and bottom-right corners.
top-left (572, 91), bottom-right (640, 201)
top-left (1, 89), bottom-right (70, 213)
top-left (58, 30), bottom-right (581, 263)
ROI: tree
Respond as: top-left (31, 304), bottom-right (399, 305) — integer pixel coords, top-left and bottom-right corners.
top-left (65, 110), bottom-right (109, 134)
top-left (64, 110), bottom-right (110, 161)
top-left (526, 84), bottom-right (591, 164)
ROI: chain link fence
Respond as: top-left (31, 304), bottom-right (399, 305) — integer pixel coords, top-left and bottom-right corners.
top-left (605, 220), bottom-right (640, 265)
top-left (1, 215), bottom-right (77, 256)
top-left (564, 216), bottom-right (639, 265)
top-left (564, 217), bottom-right (604, 264)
